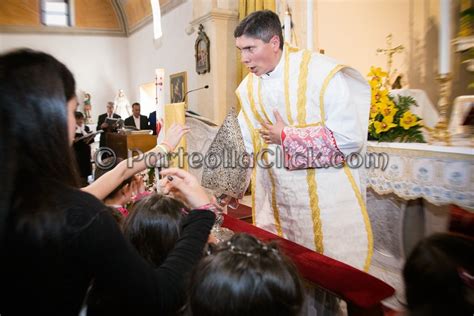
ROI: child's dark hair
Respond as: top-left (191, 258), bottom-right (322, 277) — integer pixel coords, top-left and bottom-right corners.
top-left (123, 193), bottom-right (188, 267)
top-left (74, 111), bottom-right (84, 120)
top-left (403, 233), bottom-right (474, 316)
top-left (94, 157), bottom-right (133, 201)
top-left (186, 233), bottom-right (304, 316)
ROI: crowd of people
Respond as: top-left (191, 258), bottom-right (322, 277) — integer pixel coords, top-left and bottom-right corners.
top-left (72, 95), bottom-right (159, 186)
top-left (0, 10), bottom-right (472, 316)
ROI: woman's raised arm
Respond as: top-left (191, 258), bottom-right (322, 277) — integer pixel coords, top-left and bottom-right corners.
top-left (82, 124), bottom-right (189, 200)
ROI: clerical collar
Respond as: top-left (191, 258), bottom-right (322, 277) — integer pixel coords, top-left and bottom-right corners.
top-left (259, 50), bottom-right (284, 80)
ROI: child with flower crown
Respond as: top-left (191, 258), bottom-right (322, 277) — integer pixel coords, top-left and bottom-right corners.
top-left (186, 233), bottom-right (304, 316)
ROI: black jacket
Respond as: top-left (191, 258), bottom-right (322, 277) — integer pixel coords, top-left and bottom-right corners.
top-left (1, 186), bottom-right (215, 315)
top-left (96, 113), bottom-right (121, 147)
top-left (124, 115), bottom-right (150, 131)
top-left (73, 125), bottom-right (92, 179)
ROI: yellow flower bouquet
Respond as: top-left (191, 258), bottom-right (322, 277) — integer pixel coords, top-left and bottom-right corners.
top-left (367, 66), bottom-right (425, 142)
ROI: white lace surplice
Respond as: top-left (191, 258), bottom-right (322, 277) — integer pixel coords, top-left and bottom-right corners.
top-left (236, 45), bottom-right (372, 271)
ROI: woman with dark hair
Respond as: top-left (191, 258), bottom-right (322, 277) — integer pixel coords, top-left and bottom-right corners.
top-left (186, 233), bottom-right (304, 316)
top-left (0, 49), bottom-right (215, 315)
top-left (403, 233), bottom-right (474, 316)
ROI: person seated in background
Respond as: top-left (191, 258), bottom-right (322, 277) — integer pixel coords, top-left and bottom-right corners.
top-left (73, 111), bottom-right (93, 186)
top-left (0, 49), bottom-right (213, 316)
top-left (403, 233), bottom-right (474, 316)
top-left (186, 233), bottom-right (304, 316)
top-left (96, 101), bottom-right (121, 148)
top-left (124, 102), bottom-right (150, 131)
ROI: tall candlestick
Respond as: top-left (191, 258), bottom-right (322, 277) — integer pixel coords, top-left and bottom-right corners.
top-left (155, 68), bottom-right (165, 143)
top-left (284, 11), bottom-right (291, 43)
top-left (429, 74), bottom-right (452, 145)
top-left (439, 0), bottom-right (451, 74)
top-left (154, 68), bottom-right (165, 184)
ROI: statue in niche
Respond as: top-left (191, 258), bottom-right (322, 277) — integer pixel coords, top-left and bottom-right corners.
top-left (83, 93), bottom-right (93, 124)
top-left (114, 89), bottom-right (131, 118)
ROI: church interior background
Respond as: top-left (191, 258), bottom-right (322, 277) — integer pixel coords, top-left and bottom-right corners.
top-left (1, 0), bottom-right (472, 314)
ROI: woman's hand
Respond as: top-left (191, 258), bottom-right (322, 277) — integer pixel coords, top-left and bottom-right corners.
top-left (162, 124), bottom-right (190, 152)
top-left (131, 174), bottom-right (146, 194)
top-left (207, 234), bottom-right (218, 244)
top-left (160, 168), bottom-right (211, 208)
top-left (83, 126), bottom-right (188, 201)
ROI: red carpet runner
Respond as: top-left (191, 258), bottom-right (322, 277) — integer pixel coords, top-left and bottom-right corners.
top-left (223, 210), bottom-right (394, 314)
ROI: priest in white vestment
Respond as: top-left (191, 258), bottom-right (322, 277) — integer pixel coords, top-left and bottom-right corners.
top-left (234, 10), bottom-right (373, 271)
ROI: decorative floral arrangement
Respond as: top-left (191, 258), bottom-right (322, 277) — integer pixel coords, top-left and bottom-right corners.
top-left (367, 67), bottom-right (425, 143)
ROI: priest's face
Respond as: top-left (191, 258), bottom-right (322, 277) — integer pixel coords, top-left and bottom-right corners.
top-left (236, 35), bottom-right (281, 76)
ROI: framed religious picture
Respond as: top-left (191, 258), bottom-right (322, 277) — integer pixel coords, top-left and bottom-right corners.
top-left (170, 71), bottom-right (187, 103)
top-left (195, 24), bottom-right (210, 74)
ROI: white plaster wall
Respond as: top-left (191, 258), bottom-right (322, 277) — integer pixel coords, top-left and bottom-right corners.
top-left (128, 0), bottom-right (202, 116)
top-left (288, 0), bottom-right (467, 107)
top-left (315, 0), bottom-right (441, 103)
top-left (316, 0), bottom-right (412, 76)
top-left (287, 0), bottom-right (435, 77)
top-left (0, 33), bottom-right (131, 125)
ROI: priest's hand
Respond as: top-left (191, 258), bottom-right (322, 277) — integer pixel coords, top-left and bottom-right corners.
top-left (259, 110), bottom-right (287, 145)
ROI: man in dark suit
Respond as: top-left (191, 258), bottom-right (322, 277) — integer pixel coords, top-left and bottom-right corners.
top-left (96, 101), bottom-right (121, 148)
top-left (124, 102), bottom-right (150, 131)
